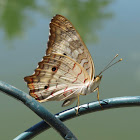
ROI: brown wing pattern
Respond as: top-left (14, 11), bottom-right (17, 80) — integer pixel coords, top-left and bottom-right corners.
top-left (24, 15), bottom-right (94, 104)
top-left (24, 53), bottom-right (90, 102)
top-left (47, 15), bottom-right (95, 79)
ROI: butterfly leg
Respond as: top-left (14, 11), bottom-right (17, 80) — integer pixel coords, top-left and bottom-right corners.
top-left (79, 93), bottom-right (86, 96)
top-left (97, 87), bottom-right (103, 109)
top-left (75, 93), bottom-right (80, 115)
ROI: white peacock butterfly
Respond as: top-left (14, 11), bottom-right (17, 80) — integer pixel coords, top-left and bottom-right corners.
top-left (24, 14), bottom-right (122, 107)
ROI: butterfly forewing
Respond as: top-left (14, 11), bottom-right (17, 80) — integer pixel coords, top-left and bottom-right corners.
top-left (47, 15), bottom-right (95, 79)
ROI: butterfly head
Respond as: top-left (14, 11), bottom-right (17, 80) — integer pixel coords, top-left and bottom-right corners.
top-left (94, 75), bottom-right (102, 83)
top-left (94, 75), bottom-right (102, 86)
top-left (88, 75), bottom-right (102, 93)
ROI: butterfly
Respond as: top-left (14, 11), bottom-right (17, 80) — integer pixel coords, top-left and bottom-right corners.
top-left (24, 14), bottom-right (122, 107)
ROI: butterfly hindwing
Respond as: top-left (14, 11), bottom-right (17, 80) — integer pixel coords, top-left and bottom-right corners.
top-left (24, 53), bottom-right (90, 102)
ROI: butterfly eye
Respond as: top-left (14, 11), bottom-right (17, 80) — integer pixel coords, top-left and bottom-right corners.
top-left (52, 67), bottom-right (57, 72)
top-left (44, 86), bottom-right (48, 89)
top-left (63, 53), bottom-right (67, 55)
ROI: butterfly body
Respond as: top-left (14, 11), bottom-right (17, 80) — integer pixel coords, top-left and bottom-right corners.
top-left (24, 14), bottom-right (102, 107)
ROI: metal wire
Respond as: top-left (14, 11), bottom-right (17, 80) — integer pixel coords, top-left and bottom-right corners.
top-left (0, 81), bottom-right (77, 140)
top-left (1, 80), bottom-right (140, 140)
top-left (15, 96), bottom-right (140, 139)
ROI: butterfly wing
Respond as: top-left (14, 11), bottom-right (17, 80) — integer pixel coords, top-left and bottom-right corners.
top-left (24, 14), bottom-right (95, 105)
top-left (24, 53), bottom-right (90, 103)
top-left (47, 14), bottom-right (95, 80)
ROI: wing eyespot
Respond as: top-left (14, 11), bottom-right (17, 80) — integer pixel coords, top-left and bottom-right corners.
top-left (52, 66), bottom-right (57, 72)
top-left (44, 86), bottom-right (48, 89)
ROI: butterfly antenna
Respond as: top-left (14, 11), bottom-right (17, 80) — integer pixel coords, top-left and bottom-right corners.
top-left (98, 54), bottom-right (122, 76)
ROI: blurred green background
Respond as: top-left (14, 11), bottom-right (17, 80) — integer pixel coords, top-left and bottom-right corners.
top-left (0, 0), bottom-right (140, 139)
